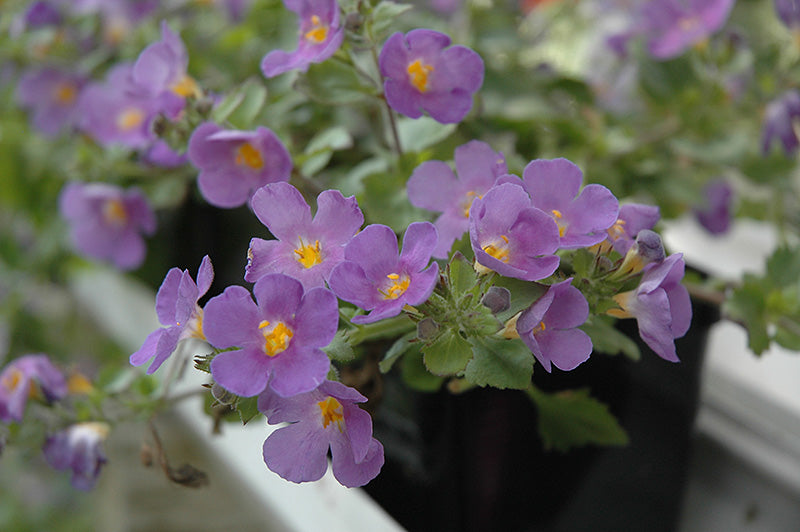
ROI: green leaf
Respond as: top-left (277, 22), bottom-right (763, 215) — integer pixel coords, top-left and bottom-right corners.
top-left (301, 126), bottom-right (354, 176)
top-left (422, 328), bottom-right (474, 376)
top-left (766, 246), bottom-right (800, 289)
top-left (723, 275), bottom-right (771, 355)
top-left (323, 329), bottom-right (356, 362)
top-left (773, 324), bottom-right (800, 351)
top-left (370, 2), bottom-right (413, 40)
top-left (464, 337), bottom-right (534, 390)
top-left (235, 396), bottom-right (261, 425)
top-left (402, 345), bottom-right (444, 392)
top-left (580, 318), bottom-right (641, 361)
top-left (225, 79), bottom-right (268, 129)
top-left (297, 60), bottom-right (374, 105)
top-left (447, 252), bottom-right (478, 297)
top-left (527, 385), bottom-right (629, 452)
top-left (396, 116), bottom-right (456, 153)
top-left (379, 331), bottom-right (417, 373)
top-left (492, 277), bottom-right (547, 323)
top-left (211, 88), bottom-right (246, 124)
top-left (570, 248), bottom-right (595, 279)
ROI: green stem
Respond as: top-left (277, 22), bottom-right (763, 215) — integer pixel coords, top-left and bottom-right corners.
top-left (369, 46), bottom-right (403, 157)
top-left (346, 314), bottom-right (416, 346)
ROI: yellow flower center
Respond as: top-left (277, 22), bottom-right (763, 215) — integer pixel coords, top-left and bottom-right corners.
top-left (258, 320), bottom-right (294, 357)
top-left (235, 142), bottom-right (264, 170)
top-left (407, 59), bottom-right (434, 93)
top-left (482, 234), bottom-right (510, 263)
top-left (116, 107), bottom-right (144, 132)
top-left (461, 191), bottom-right (481, 218)
top-left (607, 218), bottom-right (626, 240)
top-left (67, 373), bottom-right (94, 395)
top-left (170, 75), bottom-right (201, 98)
top-left (304, 15), bottom-right (329, 44)
top-left (551, 209), bottom-right (566, 238)
top-left (380, 272), bottom-right (410, 300)
top-left (532, 320), bottom-right (546, 335)
top-left (102, 198), bottom-right (128, 227)
top-left (318, 396), bottom-right (345, 431)
top-left (54, 83), bottom-right (77, 105)
top-left (1, 368), bottom-right (23, 392)
top-left (294, 237), bottom-right (323, 269)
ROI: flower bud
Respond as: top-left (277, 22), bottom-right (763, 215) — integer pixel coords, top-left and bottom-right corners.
top-left (417, 317), bottom-right (440, 340)
top-left (481, 286), bottom-right (511, 315)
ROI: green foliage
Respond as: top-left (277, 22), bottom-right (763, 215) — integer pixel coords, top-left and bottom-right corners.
top-left (464, 337), bottom-right (534, 390)
top-left (581, 317), bottom-right (641, 361)
top-left (422, 328), bottom-right (473, 376)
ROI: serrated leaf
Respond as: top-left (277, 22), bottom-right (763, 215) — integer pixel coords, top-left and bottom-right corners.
top-left (379, 331), bottom-right (417, 373)
top-left (401, 344), bottom-right (444, 392)
top-left (581, 318), bottom-right (640, 361)
top-left (527, 385), bottom-right (629, 452)
top-left (447, 252), bottom-right (478, 297)
top-left (323, 329), bottom-right (355, 361)
top-left (464, 337), bottom-right (534, 390)
top-left (570, 248), bottom-right (595, 279)
top-left (226, 79), bottom-right (268, 129)
top-left (422, 328), bottom-right (473, 376)
top-left (235, 396), bottom-right (261, 425)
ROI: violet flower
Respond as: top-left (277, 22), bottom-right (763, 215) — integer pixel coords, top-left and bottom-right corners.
top-left (131, 256), bottom-right (214, 374)
top-left (515, 158), bottom-right (619, 249)
top-left (187, 122), bottom-right (293, 208)
top-left (59, 182), bottom-right (157, 270)
top-left (246, 183), bottom-right (363, 289)
top-left (775, 0), bottom-right (800, 30)
top-left (204, 274), bottom-right (338, 397)
top-left (761, 90), bottom-right (800, 157)
top-left (328, 222), bottom-right (439, 324)
top-left (22, 1), bottom-right (63, 29)
top-left (0, 354), bottom-right (67, 423)
top-left (469, 183), bottom-right (560, 282)
top-left (258, 379), bottom-right (384, 487)
top-left (609, 254), bottom-right (692, 362)
top-left (43, 422), bottom-right (109, 491)
top-left (601, 203), bottom-right (661, 256)
top-left (693, 179), bottom-right (734, 235)
top-left (16, 67), bottom-right (85, 137)
top-left (379, 29), bottom-right (484, 124)
top-left (133, 21), bottom-right (201, 101)
top-left (516, 279), bottom-right (593, 372)
top-left (261, 0), bottom-right (344, 77)
top-left (407, 140), bottom-right (508, 259)
top-left (639, 0), bottom-right (735, 60)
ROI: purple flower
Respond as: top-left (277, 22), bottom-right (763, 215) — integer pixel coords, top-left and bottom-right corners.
top-left (407, 140), bottom-right (508, 259)
top-left (143, 140), bottom-right (188, 168)
top-left (0, 354), bottom-right (67, 423)
top-left (693, 179), bottom-right (734, 235)
top-left (131, 256), bottom-right (214, 374)
top-left (133, 21), bottom-right (201, 101)
top-left (469, 183), bottom-right (560, 282)
top-left (246, 183), bottom-right (363, 289)
top-left (609, 253), bottom-right (692, 362)
top-left (187, 122), bottom-right (293, 208)
top-left (16, 67), bottom-right (85, 137)
top-left (59, 182), bottom-right (157, 270)
top-left (43, 422), bottom-right (109, 491)
top-left (328, 223), bottom-right (439, 324)
top-left (258, 379), bottom-right (384, 487)
top-left (601, 203), bottom-right (661, 256)
top-left (204, 274), bottom-right (337, 397)
top-left (775, 0), bottom-right (800, 29)
top-left (762, 90), bottom-right (800, 157)
top-left (22, 1), bottom-right (63, 28)
top-left (515, 158), bottom-right (619, 249)
top-left (261, 0), bottom-right (344, 77)
top-left (639, 0), bottom-right (735, 60)
top-left (379, 29), bottom-right (484, 124)
top-left (516, 279), bottom-right (593, 372)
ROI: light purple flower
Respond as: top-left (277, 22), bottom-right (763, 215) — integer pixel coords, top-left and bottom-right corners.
top-left (639, 0), bottom-right (735, 60)
top-left (469, 183), bottom-right (560, 282)
top-left (188, 122), bottom-right (293, 208)
top-left (379, 29), bottom-right (484, 124)
top-left (16, 67), bottom-right (85, 137)
top-left (602, 203), bottom-right (661, 256)
top-left (516, 279), bottom-right (593, 372)
top-left (762, 90), bottom-right (800, 157)
top-left (22, 1), bottom-right (63, 28)
top-left (246, 183), bottom-right (363, 289)
top-left (407, 140), bottom-right (508, 259)
top-left (133, 21), bottom-right (201, 101)
top-left (609, 253), bottom-right (692, 362)
top-left (693, 179), bottom-right (733, 235)
top-left (261, 0), bottom-right (344, 77)
top-left (143, 140), bottom-right (188, 168)
top-left (43, 422), bottom-right (109, 491)
top-left (258, 379), bottom-right (384, 487)
top-left (328, 223), bottom-right (439, 324)
top-left (0, 354), bottom-right (67, 423)
top-left (775, 0), bottom-right (800, 29)
top-left (516, 158), bottom-right (619, 249)
top-left (204, 274), bottom-right (337, 397)
top-left (131, 256), bottom-right (214, 374)
top-left (59, 182), bottom-right (157, 270)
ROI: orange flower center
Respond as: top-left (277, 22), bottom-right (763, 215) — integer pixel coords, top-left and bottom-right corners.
top-left (235, 142), bottom-right (264, 169)
top-left (318, 396), bottom-right (345, 431)
top-left (258, 320), bottom-right (294, 357)
top-left (294, 237), bottom-right (323, 268)
top-left (380, 272), bottom-right (410, 300)
top-left (407, 59), bottom-right (434, 93)
top-left (116, 107), bottom-right (144, 132)
top-left (482, 234), bottom-right (510, 263)
top-left (102, 198), bottom-right (128, 227)
top-left (304, 15), bottom-right (329, 44)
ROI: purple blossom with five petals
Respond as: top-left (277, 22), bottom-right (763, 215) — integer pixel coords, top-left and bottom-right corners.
top-left (130, 256), bottom-right (214, 374)
top-left (16, 67), bottom-right (86, 137)
top-left (602, 203), bottom-right (661, 256)
top-left (258, 379), bottom-right (384, 487)
top-left (0, 354), bottom-right (67, 423)
top-left (609, 253), bottom-right (692, 362)
top-left (43, 422), bottom-right (109, 491)
top-left (133, 21), bottom-right (201, 102)
top-left (469, 183), bottom-right (560, 282)
top-left (693, 179), bottom-right (734, 235)
top-left (515, 158), bottom-right (619, 249)
top-left (639, 0), bottom-right (735, 60)
top-left (516, 279), bottom-right (593, 373)
top-left (774, 0), bottom-right (800, 30)
top-left (379, 29), bottom-right (484, 124)
top-left (761, 90), bottom-right (800, 157)
top-left (407, 140), bottom-right (508, 259)
top-left (59, 182), bottom-right (157, 270)
top-left (261, 0), bottom-right (344, 78)
top-left (328, 222), bottom-right (439, 324)
top-left (187, 122), bottom-right (293, 208)
top-left (204, 274), bottom-right (337, 397)
top-left (246, 183), bottom-right (363, 289)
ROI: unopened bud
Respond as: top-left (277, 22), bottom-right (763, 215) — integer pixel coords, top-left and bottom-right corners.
top-left (612, 229), bottom-right (665, 278)
top-left (417, 317), bottom-right (439, 340)
top-left (481, 286), bottom-right (511, 315)
top-left (211, 382), bottom-right (237, 405)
